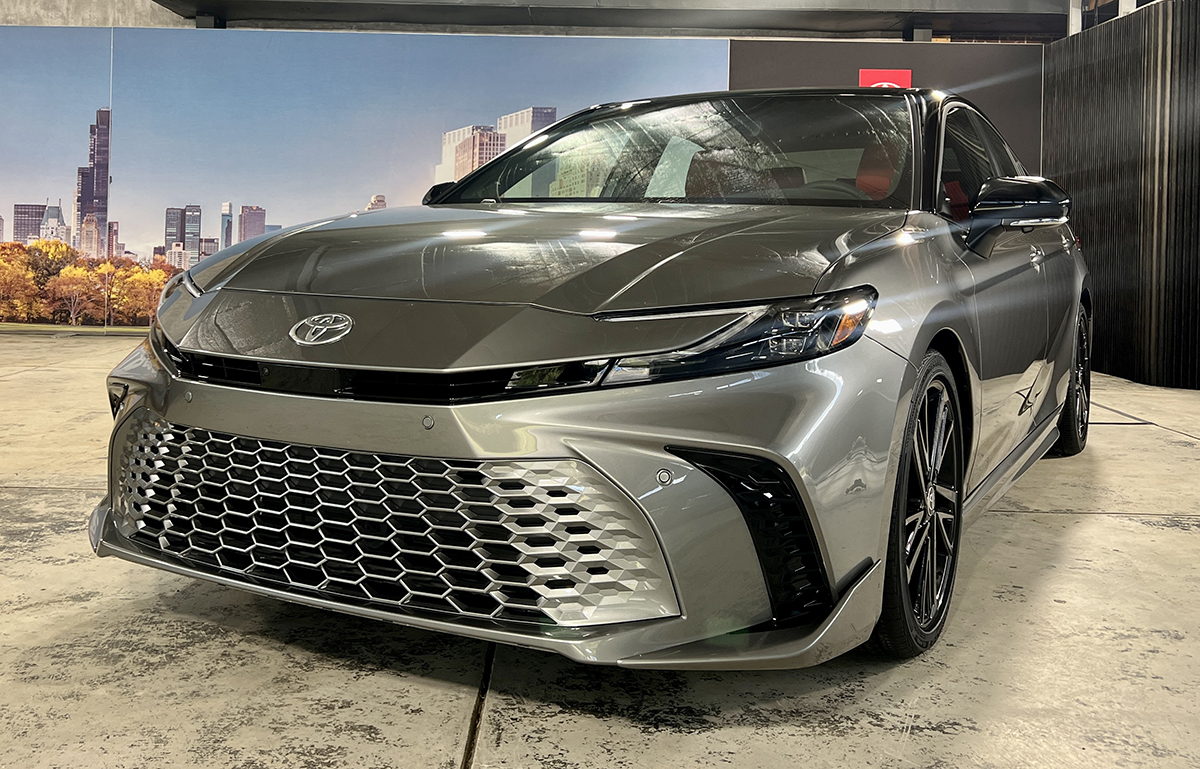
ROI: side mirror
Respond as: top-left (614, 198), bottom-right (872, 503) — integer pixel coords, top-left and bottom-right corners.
top-left (966, 177), bottom-right (1071, 254)
top-left (423, 182), bottom-right (457, 205)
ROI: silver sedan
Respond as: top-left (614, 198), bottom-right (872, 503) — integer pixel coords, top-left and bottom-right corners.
top-left (92, 88), bottom-right (1091, 669)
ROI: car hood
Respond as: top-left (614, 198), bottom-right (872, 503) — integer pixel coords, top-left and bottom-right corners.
top-left (205, 203), bottom-right (905, 315)
top-left (167, 203), bottom-right (905, 371)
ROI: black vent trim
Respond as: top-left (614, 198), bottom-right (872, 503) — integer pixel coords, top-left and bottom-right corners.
top-left (668, 447), bottom-right (834, 629)
top-left (156, 330), bottom-right (600, 406)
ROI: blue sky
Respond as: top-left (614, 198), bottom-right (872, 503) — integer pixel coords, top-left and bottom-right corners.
top-left (1, 27), bottom-right (728, 257)
top-left (111, 29), bottom-right (728, 256)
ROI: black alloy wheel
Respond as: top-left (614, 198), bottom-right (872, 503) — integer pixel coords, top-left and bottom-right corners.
top-left (1052, 306), bottom-right (1091, 456)
top-left (871, 351), bottom-right (964, 658)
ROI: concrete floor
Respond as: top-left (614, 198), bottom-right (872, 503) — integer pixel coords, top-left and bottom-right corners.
top-left (1, 332), bottom-right (1197, 768)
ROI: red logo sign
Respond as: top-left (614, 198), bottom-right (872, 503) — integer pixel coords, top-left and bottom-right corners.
top-left (859, 69), bottom-right (913, 89)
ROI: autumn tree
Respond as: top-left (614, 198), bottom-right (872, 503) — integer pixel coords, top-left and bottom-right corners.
top-left (93, 261), bottom-right (119, 326)
top-left (0, 244), bottom-right (40, 321)
top-left (26, 239), bottom-right (80, 289)
top-left (118, 268), bottom-right (169, 325)
top-left (150, 255), bottom-right (183, 278)
top-left (45, 265), bottom-right (98, 325)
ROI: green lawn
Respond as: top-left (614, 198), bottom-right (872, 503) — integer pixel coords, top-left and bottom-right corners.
top-left (0, 322), bottom-right (149, 337)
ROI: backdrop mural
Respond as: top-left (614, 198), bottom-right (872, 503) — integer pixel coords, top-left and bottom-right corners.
top-left (0, 26), bottom-right (728, 326)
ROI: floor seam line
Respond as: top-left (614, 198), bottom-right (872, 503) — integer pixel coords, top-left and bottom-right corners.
top-left (0, 485), bottom-right (106, 491)
top-left (459, 642), bottom-right (495, 769)
top-left (990, 510), bottom-right (1200, 517)
top-left (1091, 400), bottom-right (1200, 439)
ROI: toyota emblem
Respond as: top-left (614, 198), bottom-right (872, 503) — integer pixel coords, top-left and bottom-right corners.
top-left (289, 313), bottom-right (355, 346)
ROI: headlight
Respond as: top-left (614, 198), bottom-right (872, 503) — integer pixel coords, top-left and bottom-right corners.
top-left (602, 286), bottom-right (877, 386)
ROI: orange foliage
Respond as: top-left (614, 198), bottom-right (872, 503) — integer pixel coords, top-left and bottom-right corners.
top-left (0, 241), bottom-right (174, 326)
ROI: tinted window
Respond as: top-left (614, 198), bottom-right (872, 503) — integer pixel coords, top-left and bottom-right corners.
top-left (940, 108), bottom-right (995, 222)
top-left (443, 94), bottom-right (915, 209)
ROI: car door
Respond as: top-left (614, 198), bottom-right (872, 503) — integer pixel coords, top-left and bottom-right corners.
top-left (939, 106), bottom-right (1050, 490)
top-left (973, 115), bottom-right (1080, 426)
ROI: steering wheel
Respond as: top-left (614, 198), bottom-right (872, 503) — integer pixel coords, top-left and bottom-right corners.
top-left (792, 179), bottom-right (875, 202)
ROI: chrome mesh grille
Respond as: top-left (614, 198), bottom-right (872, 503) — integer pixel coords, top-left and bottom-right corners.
top-left (115, 414), bottom-right (677, 626)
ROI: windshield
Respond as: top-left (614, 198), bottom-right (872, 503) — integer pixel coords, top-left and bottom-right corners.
top-left (441, 93), bottom-right (914, 209)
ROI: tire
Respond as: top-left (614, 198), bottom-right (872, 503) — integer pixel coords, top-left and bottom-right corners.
top-left (870, 351), bottom-right (965, 659)
top-left (1050, 306), bottom-right (1091, 457)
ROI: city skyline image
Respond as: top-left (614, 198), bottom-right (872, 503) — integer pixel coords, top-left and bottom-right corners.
top-left (3, 26), bottom-right (728, 262)
top-left (108, 28), bottom-right (728, 258)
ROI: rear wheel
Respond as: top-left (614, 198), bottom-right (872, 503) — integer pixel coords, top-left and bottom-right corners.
top-left (871, 351), bottom-right (964, 659)
top-left (1051, 306), bottom-right (1091, 457)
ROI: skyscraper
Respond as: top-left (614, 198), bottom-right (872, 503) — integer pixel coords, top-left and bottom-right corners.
top-left (221, 202), bottom-right (233, 250)
top-left (239, 206), bottom-right (266, 242)
top-left (435, 125), bottom-right (492, 183)
top-left (72, 167), bottom-right (91, 248)
top-left (79, 213), bottom-right (103, 259)
top-left (0, 215), bottom-right (5, 243)
top-left (200, 237), bottom-right (219, 263)
top-left (454, 128), bottom-right (506, 181)
top-left (183, 205), bottom-right (202, 265)
top-left (73, 108), bottom-right (110, 251)
top-left (366, 195), bottom-right (386, 211)
top-left (40, 203), bottom-right (69, 243)
top-left (164, 207), bottom-right (185, 252)
top-left (13, 204), bottom-right (46, 244)
top-left (110, 221), bottom-right (128, 259)
top-left (165, 241), bottom-right (188, 270)
top-left (497, 107), bottom-right (557, 147)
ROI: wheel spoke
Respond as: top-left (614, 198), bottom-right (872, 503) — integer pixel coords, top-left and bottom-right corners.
top-left (907, 525), bottom-right (929, 583)
top-left (934, 482), bottom-right (957, 504)
top-left (922, 526), bottom-right (935, 619)
top-left (927, 393), bottom-right (944, 476)
top-left (913, 420), bottom-right (930, 484)
top-left (936, 510), bottom-right (955, 554)
top-left (929, 514), bottom-right (938, 597)
top-left (931, 393), bottom-right (951, 476)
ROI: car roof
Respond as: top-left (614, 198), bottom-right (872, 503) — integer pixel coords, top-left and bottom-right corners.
top-left (596, 86), bottom-right (948, 108)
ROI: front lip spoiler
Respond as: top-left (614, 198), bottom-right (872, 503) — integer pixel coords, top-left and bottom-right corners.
top-left (90, 497), bottom-right (881, 669)
top-left (615, 560), bottom-right (882, 670)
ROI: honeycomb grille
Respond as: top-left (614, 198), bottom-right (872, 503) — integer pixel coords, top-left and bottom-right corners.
top-left (115, 414), bottom-right (678, 626)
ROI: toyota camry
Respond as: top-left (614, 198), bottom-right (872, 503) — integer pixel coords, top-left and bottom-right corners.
top-left (92, 88), bottom-right (1091, 669)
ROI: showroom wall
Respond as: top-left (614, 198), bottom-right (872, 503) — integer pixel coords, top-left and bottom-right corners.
top-left (1044, 0), bottom-right (1200, 389)
top-left (729, 39), bottom-right (1045, 172)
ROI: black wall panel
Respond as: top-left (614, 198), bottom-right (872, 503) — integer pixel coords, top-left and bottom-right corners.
top-left (1044, 0), bottom-right (1200, 388)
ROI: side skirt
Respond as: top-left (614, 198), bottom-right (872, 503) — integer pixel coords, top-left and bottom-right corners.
top-left (962, 406), bottom-right (1062, 528)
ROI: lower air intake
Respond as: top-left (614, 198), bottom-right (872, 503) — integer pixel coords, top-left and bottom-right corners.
top-left (669, 447), bottom-right (834, 628)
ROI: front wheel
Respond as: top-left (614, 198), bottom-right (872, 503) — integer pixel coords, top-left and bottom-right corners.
top-left (870, 351), bottom-right (965, 659)
top-left (1051, 306), bottom-right (1091, 457)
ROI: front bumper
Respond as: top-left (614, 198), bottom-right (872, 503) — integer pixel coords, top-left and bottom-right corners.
top-left (93, 334), bottom-right (913, 669)
top-left (91, 496), bottom-right (882, 669)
